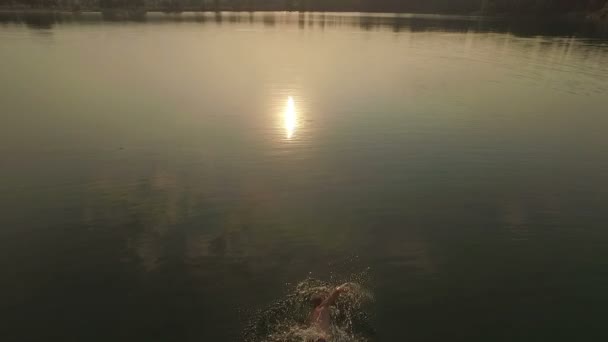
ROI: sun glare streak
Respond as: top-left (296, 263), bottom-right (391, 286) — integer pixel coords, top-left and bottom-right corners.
top-left (284, 96), bottom-right (297, 139)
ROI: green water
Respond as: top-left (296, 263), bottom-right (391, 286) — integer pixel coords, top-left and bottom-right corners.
top-left (1, 12), bottom-right (608, 341)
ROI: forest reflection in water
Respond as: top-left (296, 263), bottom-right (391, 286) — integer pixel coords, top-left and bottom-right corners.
top-left (1, 10), bottom-right (608, 37)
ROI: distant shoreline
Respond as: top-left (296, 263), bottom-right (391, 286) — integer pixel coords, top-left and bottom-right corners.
top-left (1, 0), bottom-right (606, 19)
top-left (0, 8), bottom-right (596, 20)
top-left (1, 6), bottom-right (606, 32)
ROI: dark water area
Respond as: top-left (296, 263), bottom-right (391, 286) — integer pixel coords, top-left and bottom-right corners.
top-left (1, 11), bottom-right (608, 342)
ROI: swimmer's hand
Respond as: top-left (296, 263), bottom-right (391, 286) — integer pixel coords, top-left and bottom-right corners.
top-left (320, 283), bottom-right (351, 307)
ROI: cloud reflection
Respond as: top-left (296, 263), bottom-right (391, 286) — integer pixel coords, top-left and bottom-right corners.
top-left (284, 96), bottom-right (297, 139)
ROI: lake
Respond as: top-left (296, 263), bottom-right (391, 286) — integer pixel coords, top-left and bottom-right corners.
top-left (1, 11), bottom-right (608, 342)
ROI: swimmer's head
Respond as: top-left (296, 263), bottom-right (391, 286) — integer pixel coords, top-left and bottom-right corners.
top-left (310, 294), bottom-right (324, 308)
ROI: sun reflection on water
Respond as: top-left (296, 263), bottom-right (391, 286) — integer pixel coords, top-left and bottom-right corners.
top-left (284, 96), bottom-right (297, 139)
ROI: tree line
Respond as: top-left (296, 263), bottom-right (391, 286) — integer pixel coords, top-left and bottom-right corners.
top-left (1, 0), bottom-right (606, 15)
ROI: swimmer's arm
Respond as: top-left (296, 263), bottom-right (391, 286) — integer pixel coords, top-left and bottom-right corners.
top-left (320, 283), bottom-right (349, 307)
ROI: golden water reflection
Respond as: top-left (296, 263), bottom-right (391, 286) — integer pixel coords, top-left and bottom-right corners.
top-left (284, 96), bottom-right (297, 139)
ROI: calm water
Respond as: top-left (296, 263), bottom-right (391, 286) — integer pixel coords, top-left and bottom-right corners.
top-left (2, 12), bottom-right (608, 341)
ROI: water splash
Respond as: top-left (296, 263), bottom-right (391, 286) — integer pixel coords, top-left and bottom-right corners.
top-left (243, 272), bottom-right (374, 342)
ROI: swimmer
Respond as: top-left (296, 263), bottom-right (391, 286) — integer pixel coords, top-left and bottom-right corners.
top-left (308, 283), bottom-right (350, 342)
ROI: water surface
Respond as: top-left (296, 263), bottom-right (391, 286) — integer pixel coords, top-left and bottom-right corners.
top-left (1, 12), bottom-right (608, 341)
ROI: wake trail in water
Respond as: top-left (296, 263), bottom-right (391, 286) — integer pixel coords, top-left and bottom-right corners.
top-left (243, 271), bottom-right (374, 342)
